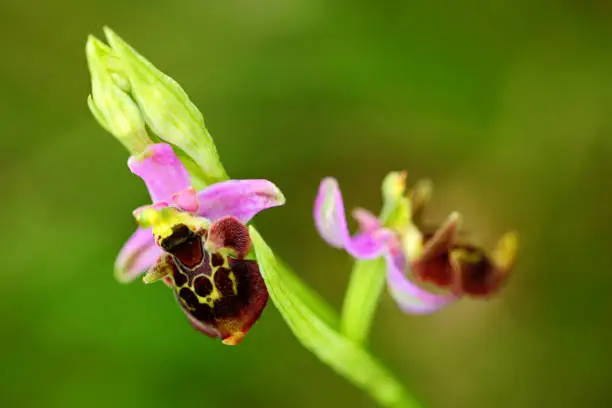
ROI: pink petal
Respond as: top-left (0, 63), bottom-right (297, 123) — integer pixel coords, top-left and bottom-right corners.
top-left (314, 178), bottom-right (347, 248)
top-left (348, 230), bottom-right (393, 259)
top-left (171, 187), bottom-right (199, 213)
top-left (314, 178), bottom-right (387, 259)
top-left (115, 227), bottom-right (163, 283)
top-left (197, 179), bottom-right (285, 223)
top-left (352, 207), bottom-right (381, 232)
top-left (128, 143), bottom-right (191, 203)
top-left (384, 243), bottom-right (457, 314)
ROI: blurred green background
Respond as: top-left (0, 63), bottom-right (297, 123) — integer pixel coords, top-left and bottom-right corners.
top-left (1, 1), bottom-right (612, 407)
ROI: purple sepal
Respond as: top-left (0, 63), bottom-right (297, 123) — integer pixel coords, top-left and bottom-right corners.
top-left (128, 143), bottom-right (191, 203)
top-left (197, 179), bottom-right (286, 223)
top-left (115, 227), bottom-right (162, 283)
top-left (314, 178), bottom-right (389, 259)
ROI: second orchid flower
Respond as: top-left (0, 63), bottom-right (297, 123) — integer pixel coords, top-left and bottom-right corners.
top-left (314, 172), bottom-right (518, 315)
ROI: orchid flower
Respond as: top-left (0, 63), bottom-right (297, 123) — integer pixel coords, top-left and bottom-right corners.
top-left (314, 172), bottom-right (518, 315)
top-left (86, 26), bottom-right (520, 408)
top-left (87, 29), bottom-right (286, 345)
top-left (115, 143), bottom-right (284, 345)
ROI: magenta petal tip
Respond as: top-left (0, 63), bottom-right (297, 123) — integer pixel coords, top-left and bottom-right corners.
top-left (197, 179), bottom-right (285, 223)
top-left (314, 178), bottom-right (388, 260)
top-left (314, 178), bottom-right (346, 248)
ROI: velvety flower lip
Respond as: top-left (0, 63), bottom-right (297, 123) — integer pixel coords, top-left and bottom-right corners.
top-left (115, 143), bottom-right (286, 283)
top-left (136, 207), bottom-right (269, 345)
top-left (412, 221), bottom-right (518, 297)
top-left (314, 177), bottom-right (455, 314)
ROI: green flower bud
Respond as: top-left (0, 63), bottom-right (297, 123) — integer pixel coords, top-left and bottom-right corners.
top-left (86, 35), bottom-right (152, 153)
top-left (101, 27), bottom-right (228, 186)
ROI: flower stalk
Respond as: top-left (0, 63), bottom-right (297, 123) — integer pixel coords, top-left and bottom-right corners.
top-left (340, 258), bottom-right (387, 344)
top-left (86, 27), bottom-right (515, 408)
top-left (86, 26), bottom-right (424, 407)
top-left (250, 228), bottom-right (422, 408)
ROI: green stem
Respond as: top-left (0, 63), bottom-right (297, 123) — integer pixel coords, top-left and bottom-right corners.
top-left (250, 228), bottom-right (423, 408)
top-left (182, 161), bottom-right (417, 407)
top-left (341, 258), bottom-right (387, 344)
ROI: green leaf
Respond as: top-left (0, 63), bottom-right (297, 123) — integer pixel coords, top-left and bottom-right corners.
top-left (341, 259), bottom-right (387, 344)
top-left (250, 227), bottom-right (422, 408)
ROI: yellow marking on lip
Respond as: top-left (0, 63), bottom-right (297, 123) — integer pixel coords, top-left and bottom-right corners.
top-left (135, 206), bottom-right (211, 240)
top-left (192, 276), bottom-right (222, 307)
top-left (228, 271), bottom-right (238, 296)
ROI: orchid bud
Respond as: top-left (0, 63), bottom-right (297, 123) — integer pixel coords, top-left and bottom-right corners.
top-left (86, 35), bottom-right (152, 153)
top-left (101, 27), bottom-right (228, 186)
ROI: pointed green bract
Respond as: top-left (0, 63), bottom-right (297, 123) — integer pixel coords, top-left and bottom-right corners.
top-left (86, 35), bottom-right (152, 153)
top-left (102, 27), bottom-right (229, 186)
top-left (250, 227), bottom-right (421, 408)
top-left (340, 259), bottom-right (387, 344)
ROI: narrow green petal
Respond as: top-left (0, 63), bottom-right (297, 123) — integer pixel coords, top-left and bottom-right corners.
top-left (103, 27), bottom-right (228, 186)
top-left (340, 259), bottom-right (387, 344)
top-left (380, 171), bottom-right (411, 229)
top-left (250, 227), bottom-right (421, 408)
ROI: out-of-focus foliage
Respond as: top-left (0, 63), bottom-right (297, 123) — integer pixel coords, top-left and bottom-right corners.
top-left (0, 1), bottom-right (611, 407)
